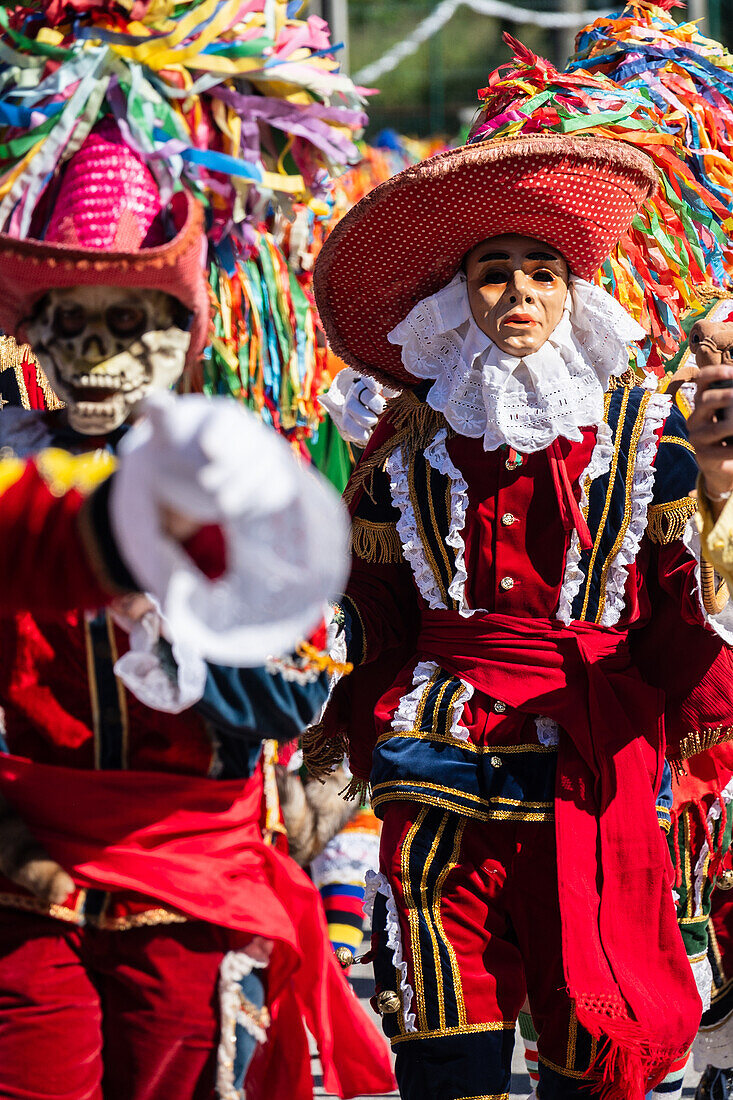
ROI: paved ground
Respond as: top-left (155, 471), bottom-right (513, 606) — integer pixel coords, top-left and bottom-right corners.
top-left (314, 935), bottom-right (700, 1098)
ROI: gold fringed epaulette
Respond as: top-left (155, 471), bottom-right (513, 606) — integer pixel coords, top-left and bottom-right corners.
top-left (302, 720), bottom-right (348, 782)
top-left (646, 497), bottom-right (698, 545)
top-left (351, 516), bottom-right (403, 564)
top-left (344, 391), bottom-right (449, 507)
top-left (385, 388), bottom-right (451, 448)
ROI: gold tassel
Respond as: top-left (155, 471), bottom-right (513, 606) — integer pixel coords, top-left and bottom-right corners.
top-left (700, 559), bottom-right (730, 616)
top-left (351, 517), bottom-right (403, 564)
top-left (302, 720), bottom-right (348, 781)
top-left (646, 497), bottom-right (698, 545)
top-left (673, 724), bottom-right (733, 762)
top-left (339, 775), bottom-right (371, 803)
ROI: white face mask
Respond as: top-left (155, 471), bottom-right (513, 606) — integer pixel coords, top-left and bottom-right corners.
top-left (25, 285), bottom-right (191, 435)
top-left (388, 274), bottom-right (647, 453)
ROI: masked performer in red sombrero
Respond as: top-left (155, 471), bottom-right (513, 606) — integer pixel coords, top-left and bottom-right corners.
top-left (309, 47), bottom-right (733, 1100)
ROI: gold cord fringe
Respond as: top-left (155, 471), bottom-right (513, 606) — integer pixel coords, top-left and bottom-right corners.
top-left (351, 517), bottom-right (403, 564)
top-left (344, 391), bottom-right (449, 507)
top-left (339, 776), bottom-right (371, 803)
top-left (695, 284), bottom-right (733, 303)
top-left (673, 724), bottom-right (733, 763)
top-left (646, 497), bottom-right (698, 545)
top-left (302, 720), bottom-right (348, 781)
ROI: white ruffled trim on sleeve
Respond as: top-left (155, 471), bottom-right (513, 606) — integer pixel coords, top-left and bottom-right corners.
top-left (364, 870), bottom-right (417, 1032)
top-left (424, 428), bottom-right (471, 615)
top-left (556, 420), bottom-right (613, 625)
top-left (386, 445), bottom-right (446, 610)
top-left (683, 516), bottom-right (733, 646)
top-left (689, 954), bottom-right (713, 1015)
top-left (390, 660), bottom-right (473, 742)
top-left (109, 602), bottom-right (207, 715)
top-left (599, 391), bottom-right (671, 628)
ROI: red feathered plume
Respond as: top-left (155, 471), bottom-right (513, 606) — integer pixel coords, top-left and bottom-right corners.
top-left (652, 0), bottom-right (685, 10)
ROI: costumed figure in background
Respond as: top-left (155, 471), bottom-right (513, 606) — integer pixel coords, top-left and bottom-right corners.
top-left (308, 41), bottom-right (733, 1100)
top-left (0, 6), bottom-right (399, 1097)
top-left (567, 4), bottom-right (733, 1095)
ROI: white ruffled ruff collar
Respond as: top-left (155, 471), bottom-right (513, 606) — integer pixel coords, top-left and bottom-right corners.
top-left (388, 273), bottom-right (645, 453)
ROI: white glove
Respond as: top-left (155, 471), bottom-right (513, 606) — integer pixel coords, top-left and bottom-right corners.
top-left (319, 368), bottom-right (398, 446)
top-left (109, 392), bottom-right (349, 666)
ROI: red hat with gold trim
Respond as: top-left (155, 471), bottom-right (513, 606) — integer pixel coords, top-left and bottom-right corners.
top-left (0, 121), bottom-right (209, 369)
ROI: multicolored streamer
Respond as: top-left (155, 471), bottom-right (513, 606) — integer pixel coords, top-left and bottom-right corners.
top-left (468, 21), bottom-right (733, 375)
top-left (569, 0), bottom-right (733, 372)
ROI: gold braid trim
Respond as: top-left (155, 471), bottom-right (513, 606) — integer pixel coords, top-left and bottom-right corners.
top-left (673, 725), bottom-right (733, 763)
top-left (302, 720), bottom-right (348, 781)
top-left (343, 391), bottom-right (449, 507)
top-left (351, 517), bottom-right (403, 564)
top-left (0, 891), bottom-right (187, 929)
top-left (646, 497), bottom-right (698, 545)
top-left (33, 359), bottom-right (63, 411)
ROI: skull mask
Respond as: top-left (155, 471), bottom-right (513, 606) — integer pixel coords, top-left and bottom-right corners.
top-left (25, 286), bottom-right (192, 435)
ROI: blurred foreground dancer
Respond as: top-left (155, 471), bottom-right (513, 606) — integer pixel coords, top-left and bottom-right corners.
top-left (0, 91), bottom-right (393, 1100)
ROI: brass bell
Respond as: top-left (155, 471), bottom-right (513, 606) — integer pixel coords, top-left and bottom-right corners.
top-left (718, 869), bottom-right (733, 891)
top-left (375, 989), bottom-right (401, 1015)
top-left (334, 946), bottom-right (354, 969)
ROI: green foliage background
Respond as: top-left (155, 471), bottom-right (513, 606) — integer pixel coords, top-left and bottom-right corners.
top-left (350, 0), bottom-right (733, 139)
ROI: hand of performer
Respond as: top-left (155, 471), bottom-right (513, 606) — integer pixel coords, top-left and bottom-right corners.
top-left (688, 364), bottom-right (733, 519)
top-left (0, 792), bottom-right (74, 905)
top-left (319, 367), bottom-right (398, 446)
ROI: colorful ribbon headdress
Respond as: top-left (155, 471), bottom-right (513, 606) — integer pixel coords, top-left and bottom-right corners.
top-left (0, 0), bottom-right (367, 435)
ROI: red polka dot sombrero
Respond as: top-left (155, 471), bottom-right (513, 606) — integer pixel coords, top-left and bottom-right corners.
top-left (314, 133), bottom-right (657, 388)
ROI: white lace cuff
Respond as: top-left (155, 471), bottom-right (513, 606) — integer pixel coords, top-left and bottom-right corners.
top-left (110, 602), bottom-right (207, 714)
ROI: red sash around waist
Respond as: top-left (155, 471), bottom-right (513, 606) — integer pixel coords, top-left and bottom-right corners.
top-left (414, 610), bottom-right (700, 1098)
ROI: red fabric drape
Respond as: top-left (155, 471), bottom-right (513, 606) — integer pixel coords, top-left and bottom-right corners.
top-left (0, 756), bottom-right (395, 1100)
